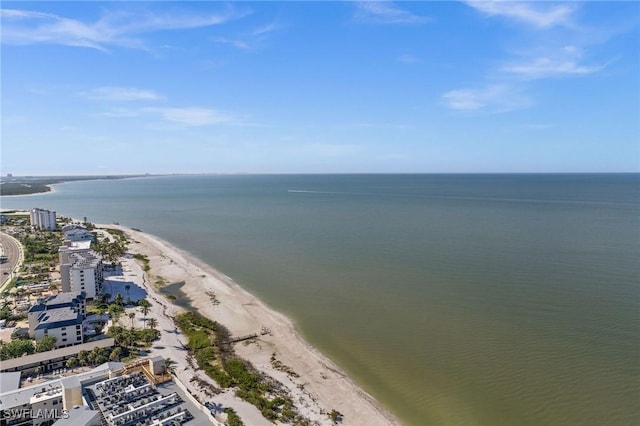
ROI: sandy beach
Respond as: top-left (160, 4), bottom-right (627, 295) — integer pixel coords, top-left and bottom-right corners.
top-left (104, 224), bottom-right (400, 425)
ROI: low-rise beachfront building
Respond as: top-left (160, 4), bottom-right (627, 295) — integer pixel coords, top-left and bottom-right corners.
top-left (63, 228), bottom-right (94, 243)
top-left (0, 339), bottom-right (115, 376)
top-left (30, 208), bottom-right (57, 231)
top-left (28, 292), bottom-right (86, 348)
top-left (34, 309), bottom-right (83, 348)
top-left (28, 292), bottom-right (86, 338)
top-left (59, 251), bottom-right (103, 300)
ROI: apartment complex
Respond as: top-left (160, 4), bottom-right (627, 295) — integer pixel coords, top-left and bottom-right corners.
top-left (27, 292), bottom-right (86, 348)
top-left (29, 208), bottom-right (57, 231)
top-left (61, 225), bottom-right (94, 243)
top-left (59, 251), bottom-right (104, 300)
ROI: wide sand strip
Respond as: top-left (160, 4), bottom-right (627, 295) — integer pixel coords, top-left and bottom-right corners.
top-left (106, 225), bottom-right (399, 426)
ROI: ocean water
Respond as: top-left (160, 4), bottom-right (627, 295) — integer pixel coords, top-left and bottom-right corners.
top-left (2, 174), bottom-right (639, 425)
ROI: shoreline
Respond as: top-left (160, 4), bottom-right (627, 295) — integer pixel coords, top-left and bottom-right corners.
top-left (105, 223), bottom-right (400, 425)
top-left (0, 185), bottom-right (55, 198)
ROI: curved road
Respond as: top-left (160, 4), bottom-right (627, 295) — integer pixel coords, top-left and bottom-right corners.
top-left (0, 232), bottom-right (22, 290)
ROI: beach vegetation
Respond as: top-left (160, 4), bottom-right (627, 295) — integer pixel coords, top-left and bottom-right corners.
top-left (175, 311), bottom-right (300, 423)
top-left (224, 407), bottom-right (244, 426)
top-left (107, 325), bottom-right (159, 348)
top-left (128, 312), bottom-right (136, 329)
top-left (329, 409), bottom-right (343, 424)
top-left (133, 253), bottom-right (150, 272)
top-left (93, 237), bottom-right (127, 263)
top-left (147, 317), bottom-right (158, 331)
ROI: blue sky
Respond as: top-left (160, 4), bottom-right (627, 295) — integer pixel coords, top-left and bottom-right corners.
top-left (1, 1), bottom-right (638, 175)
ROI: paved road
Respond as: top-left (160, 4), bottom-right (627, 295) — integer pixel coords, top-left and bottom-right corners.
top-left (0, 232), bottom-right (21, 289)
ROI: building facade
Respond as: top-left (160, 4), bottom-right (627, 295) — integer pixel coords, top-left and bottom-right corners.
top-left (30, 209), bottom-right (57, 231)
top-left (28, 292), bottom-right (86, 348)
top-left (59, 251), bottom-right (103, 300)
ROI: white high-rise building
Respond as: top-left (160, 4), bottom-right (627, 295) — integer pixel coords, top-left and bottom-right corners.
top-left (60, 250), bottom-right (104, 300)
top-left (30, 208), bottom-right (57, 230)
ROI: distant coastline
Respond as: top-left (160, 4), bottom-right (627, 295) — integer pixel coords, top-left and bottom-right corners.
top-left (0, 174), bottom-right (154, 196)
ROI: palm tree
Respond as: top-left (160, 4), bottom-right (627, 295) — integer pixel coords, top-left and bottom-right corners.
top-left (147, 318), bottom-right (158, 331)
top-left (96, 305), bottom-right (107, 319)
top-left (124, 329), bottom-right (136, 347)
top-left (114, 292), bottom-right (124, 307)
top-left (128, 312), bottom-right (136, 330)
top-left (164, 358), bottom-right (177, 375)
top-left (139, 300), bottom-right (150, 328)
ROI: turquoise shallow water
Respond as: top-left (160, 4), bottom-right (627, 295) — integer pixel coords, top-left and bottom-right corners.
top-left (2, 174), bottom-right (639, 425)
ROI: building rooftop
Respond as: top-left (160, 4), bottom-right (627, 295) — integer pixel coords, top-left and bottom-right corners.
top-left (34, 306), bottom-right (83, 330)
top-left (0, 371), bottom-right (22, 393)
top-left (69, 251), bottom-right (102, 270)
top-left (89, 373), bottom-right (196, 426)
top-left (53, 405), bottom-right (102, 426)
top-left (0, 361), bottom-right (122, 411)
top-left (61, 224), bottom-right (87, 233)
top-left (29, 291), bottom-right (85, 314)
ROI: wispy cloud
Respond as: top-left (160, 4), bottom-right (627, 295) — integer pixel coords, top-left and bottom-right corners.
top-left (82, 87), bottom-right (163, 102)
top-left (211, 37), bottom-right (251, 50)
top-left (355, 2), bottom-right (429, 25)
top-left (212, 21), bottom-right (280, 50)
top-left (0, 6), bottom-right (248, 50)
top-left (502, 45), bottom-right (606, 79)
top-left (503, 57), bottom-right (604, 79)
top-left (102, 106), bottom-right (247, 127)
top-left (147, 107), bottom-right (235, 126)
top-left (465, 1), bottom-right (575, 28)
top-left (442, 85), bottom-right (530, 113)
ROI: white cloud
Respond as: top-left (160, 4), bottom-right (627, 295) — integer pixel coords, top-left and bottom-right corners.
top-left (465, 1), bottom-right (575, 28)
top-left (83, 87), bottom-right (163, 102)
top-left (355, 2), bottom-right (429, 25)
top-left (0, 6), bottom-right (248, 50)
top-left (102, 106), bottom-right (244, 127)
top-left (146, 107), bottom-right (235, 126)
top-left (503, 57), bottom-right (604, 78)
top-left (442, 85), bottom-right (530, 113)
top-left (502, 44), bottom-right (606, 79)
top-left (0, 9), bottom-right (56, 20)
